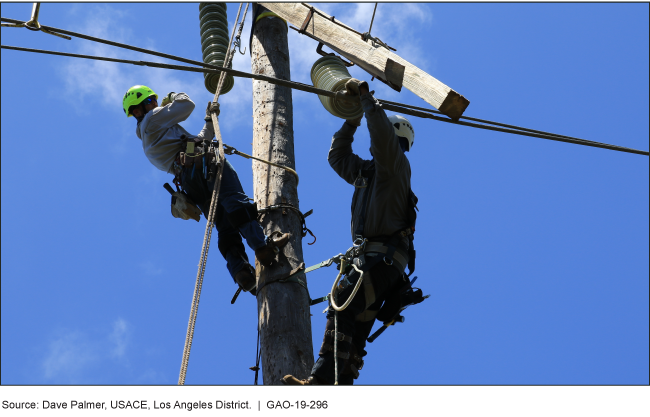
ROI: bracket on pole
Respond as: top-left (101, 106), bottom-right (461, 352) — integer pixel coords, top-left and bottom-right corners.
top-left (316, 42), bottom-right (354, 67)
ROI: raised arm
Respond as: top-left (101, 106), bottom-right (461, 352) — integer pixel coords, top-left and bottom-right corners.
top-left (148, 92), bottom-right (195, 129)
top-left (361, 92), bottom-right (408, 175)
top-left (327, 121), bottom-right (368, 185)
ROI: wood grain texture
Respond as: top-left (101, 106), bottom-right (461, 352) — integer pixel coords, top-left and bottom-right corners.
top-left (261, 2), bottom-right (470, 120)
top-left (251, 15), bottom-right (314, 385)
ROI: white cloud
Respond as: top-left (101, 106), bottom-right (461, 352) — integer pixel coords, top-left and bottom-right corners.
top-left (41, 318), bottom-right (133, 382)
top-left (57, 5), bottom-right (205, 119)
top-left (109, 318), bottom-right (129, 358)
top-left (42, 330), bottom-right (97, 381)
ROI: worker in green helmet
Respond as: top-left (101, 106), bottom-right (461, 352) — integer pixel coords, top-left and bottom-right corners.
top-left (283, 79), bottom-right (418, 385)
top-left (122, 85), bottom-right (289, 295)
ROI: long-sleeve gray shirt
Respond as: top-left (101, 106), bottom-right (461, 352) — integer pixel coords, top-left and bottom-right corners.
top-left (136, 92), bottom-right (214, 173)
top-left (328, 92), bottom-right (413, 249)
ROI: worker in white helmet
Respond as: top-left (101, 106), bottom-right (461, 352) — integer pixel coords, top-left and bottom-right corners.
top-left (284, 79), bottom-right (418, 385)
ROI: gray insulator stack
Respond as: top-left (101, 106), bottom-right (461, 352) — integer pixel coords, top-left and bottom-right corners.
top-left (199, 2), bottom-right (234, 95)
top-left (310, 56), bottom-right (363, 120)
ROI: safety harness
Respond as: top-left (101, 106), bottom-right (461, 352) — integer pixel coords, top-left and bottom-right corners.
top-left (352, 160), bottom-right (418, 277)
top-left (163, 135), bottom-right (221, 222)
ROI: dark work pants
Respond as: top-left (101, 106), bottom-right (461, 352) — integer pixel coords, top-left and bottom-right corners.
top-left (311, 259), bottom-right (404, 385)
top-left (181, 158), bottom-right (266, 280)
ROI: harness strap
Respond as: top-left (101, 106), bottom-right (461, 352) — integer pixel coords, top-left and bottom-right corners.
top-left (364, 241), bottom-right (409, 272)
top-left (407, 239), bottom-right (415, 277)
top-left (320, 344), bottom-right (350, 360)
top-left (324, 330), bottom-right (352, 343)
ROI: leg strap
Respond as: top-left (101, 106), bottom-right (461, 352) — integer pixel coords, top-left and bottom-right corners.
top-left (324, 329), bottom-right (353, 343)
top-left (318, 318), bottom-right (352, 360)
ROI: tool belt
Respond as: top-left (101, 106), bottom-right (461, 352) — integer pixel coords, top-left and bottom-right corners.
top-left (363, 241), bottom-right (409, 273)
top-left (349, 227), bottom-right (413, 275)
top-left (172, 135), bottom-right (219, 177)
top-left (166, 137), bottom-right (219, 222)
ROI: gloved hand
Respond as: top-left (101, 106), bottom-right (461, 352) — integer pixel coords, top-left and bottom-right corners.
top-left (160, 92), bottom-right (176, 107)
top-left (345, 78), bottom-right (369, 97)
top-left (204, 101), bottom-right (220, 122)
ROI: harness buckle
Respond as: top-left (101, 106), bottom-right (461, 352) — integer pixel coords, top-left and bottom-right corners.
top-left (347, 238), bottom-right (367, 261)
top-left (383, 257), bottom-right (393, 266)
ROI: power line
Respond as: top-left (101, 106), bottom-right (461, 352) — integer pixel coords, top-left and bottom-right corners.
top-left (1, 17), bottom-right (647, 157)
top-left (379, 102), bottom-right (648, 156)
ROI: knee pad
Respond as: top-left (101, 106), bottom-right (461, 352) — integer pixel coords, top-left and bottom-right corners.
top-left (226, 202), bottom-right (258, 229)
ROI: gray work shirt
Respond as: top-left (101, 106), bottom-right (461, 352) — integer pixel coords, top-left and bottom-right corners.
top-left (136, 92), bottom-right (214, 173)
top-left (328, 92), bottom-right (413, 250)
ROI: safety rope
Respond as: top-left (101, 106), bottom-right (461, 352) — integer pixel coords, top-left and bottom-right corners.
top-left (330, 259), bottom-right (365, 386)
top-left (223, 143), bottom-right (299, 185)
top-left (2, 41), bottom-right (646, 157)
top-left (334, 309), bottom-right (339, 385)
top-left (330, 259), bottom-right (365, 312)
top-left (177, 2), bottom-right (247, 386)
top-left (257, 203), bottom-right (316, 245)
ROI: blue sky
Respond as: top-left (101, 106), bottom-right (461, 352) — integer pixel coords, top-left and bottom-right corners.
top-left (1, 3), bottom-right (648, 386)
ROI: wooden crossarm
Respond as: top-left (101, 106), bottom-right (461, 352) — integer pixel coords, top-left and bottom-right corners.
top-left (261, 2), bottom-right (470, 120)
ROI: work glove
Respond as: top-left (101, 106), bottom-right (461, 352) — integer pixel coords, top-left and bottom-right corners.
top-left (345, 78), bottom-right (369, 97)
top-left (204, 101), bottom-right (220, 122)
top-left (160, 92), bottom-right (176, 107)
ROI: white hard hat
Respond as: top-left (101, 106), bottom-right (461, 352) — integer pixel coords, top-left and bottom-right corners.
top-left (388, 114), bottom-right (414, 151)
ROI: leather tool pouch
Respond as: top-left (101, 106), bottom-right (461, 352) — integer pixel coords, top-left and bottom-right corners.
top-left (164, 183), bottom-right (202, 222)
top-left (171, 192), bottom-right (202, 222)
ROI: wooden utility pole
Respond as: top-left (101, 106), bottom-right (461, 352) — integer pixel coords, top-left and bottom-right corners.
top-left (251, 11), bottom-right (314, 385)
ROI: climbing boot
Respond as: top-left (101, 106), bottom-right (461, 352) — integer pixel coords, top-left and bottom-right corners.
top-left (255, 232), bottom-right (291, 267)
top-left (281, 375), bottom-right (322, 385)
top-left (234, 267), bottom-right (256, 293)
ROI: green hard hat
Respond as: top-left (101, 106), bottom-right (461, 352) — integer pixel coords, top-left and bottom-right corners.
top-left (122, 85), bottom-right (158, 117)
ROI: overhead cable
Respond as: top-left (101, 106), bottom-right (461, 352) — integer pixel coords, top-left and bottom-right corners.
top-left (1, 17), bottom-right (647, 157)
